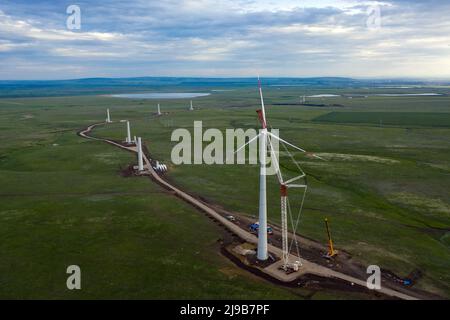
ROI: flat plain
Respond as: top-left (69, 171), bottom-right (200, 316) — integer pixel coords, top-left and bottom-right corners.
top-left (0, 84), bottom-right (449, 299)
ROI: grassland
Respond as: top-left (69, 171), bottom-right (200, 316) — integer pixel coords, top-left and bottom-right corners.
top-left (313, 111), bottom-right (450, 127)
top-left (0, 97), bottom-right (308, 299)
top-left (0, 86), bottom-right (449, 299)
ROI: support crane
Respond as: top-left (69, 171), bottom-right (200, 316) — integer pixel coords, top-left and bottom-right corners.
top-left (324, 218), bottom-right (337, 258)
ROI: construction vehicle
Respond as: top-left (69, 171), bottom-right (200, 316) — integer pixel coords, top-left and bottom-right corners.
top-left (249, 222), bottom-right (273, 235)
top-left (324, 218), bottom-right (337, 258)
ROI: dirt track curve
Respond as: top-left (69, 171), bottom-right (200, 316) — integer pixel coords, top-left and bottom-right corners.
top-left (79, 121), bottom-right (420, 300)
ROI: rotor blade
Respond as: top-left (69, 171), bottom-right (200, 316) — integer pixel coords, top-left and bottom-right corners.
top-left (311, 154), bottom-right (326, 161)
top-left (267, 132), bottom-right (307, 153)
top-left (258, 77), bottom-right (267, 126)
top-left (284, 174), bottom-right (305, 185)
top-left (287, 184), bottom-right (307, 188)
top-left (224, 132), bottom-right (261, 163)
top-left (268, 132), bottom-right (325, 161)
top-left (233, 132), bottom-right (261, 155)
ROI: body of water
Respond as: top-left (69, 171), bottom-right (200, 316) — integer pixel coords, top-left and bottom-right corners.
top-left (308, 93), bottom-right (443, 98)
top-left (374, 93), bottom-right (442, 97)
top-left (308, 94), bottom-right (341, 98)
top-left (110, 92), bottom-right (211, 99)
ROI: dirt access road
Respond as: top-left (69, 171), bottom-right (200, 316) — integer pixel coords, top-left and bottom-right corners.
top-left (79, 122), bottom-right (420, 300)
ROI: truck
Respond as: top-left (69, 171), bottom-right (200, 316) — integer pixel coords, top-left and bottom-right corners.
top-left (249, 222), bottom-right (273, 235)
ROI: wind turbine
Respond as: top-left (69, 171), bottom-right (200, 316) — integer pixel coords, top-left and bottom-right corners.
top-left (126, 121), bottom-right (132, 144)
top-left (189, 100), bottom-right (194, 111)
top-left (120, 120), bottom-right (132, 144)
top-left (236, 78), bottom-right (323, 268)
top-left (106, 108), bottom-right (112, 123)
top-left (157, 103), bottom-right (162, 116)
top-left (137, 137), bottom-right (144, 171)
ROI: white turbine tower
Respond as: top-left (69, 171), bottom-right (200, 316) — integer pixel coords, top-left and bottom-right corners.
top-left (120, 120), bottom-right (132, 144)
top-left (157, 103), bottom-right (162, 116)
top-left (126, 121), bottom-right (132, 144)
top-left (137, 137), bottom-right (144, 171)
top-left (236, 78), bottom-right (323, 266)
top-left (257, 78), bottom-right (268, 261)
top-left (189, 100), bottom-right (194, 111)
top-left (106, 108), bottom-right (111, 123)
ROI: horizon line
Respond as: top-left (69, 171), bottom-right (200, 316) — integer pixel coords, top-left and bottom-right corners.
top-left (1, 75), bottom-right (450, 82)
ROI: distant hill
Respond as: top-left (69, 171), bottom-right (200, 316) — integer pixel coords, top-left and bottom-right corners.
top-left (0, 77), bottom-right (448, 98)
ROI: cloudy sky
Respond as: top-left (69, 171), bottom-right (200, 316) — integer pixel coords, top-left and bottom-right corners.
top-left (0, 0), bottom-right (449, 80)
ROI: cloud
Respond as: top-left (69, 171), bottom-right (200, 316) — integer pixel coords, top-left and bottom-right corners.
top-left (0, 0), bottom-right (449, 79)
top-left (0, 10), bottom-right (125, 42)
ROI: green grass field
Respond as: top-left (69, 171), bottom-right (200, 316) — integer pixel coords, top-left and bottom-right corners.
top-left (0, 88), bottom-right (449, 299)
top-left (313, 111), bottom-right (450, 127)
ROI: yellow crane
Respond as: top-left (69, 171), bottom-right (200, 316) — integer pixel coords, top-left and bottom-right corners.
top-left (324, 218), bottom-right (337, 258)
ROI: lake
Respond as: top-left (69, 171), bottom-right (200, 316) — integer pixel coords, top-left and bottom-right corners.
top-left (308, 94), bottom-right (341, 98)
top-left (373, 93), bottom-right (442, 97)
top-left (110, 92), bottom-right (211, 99)
top-left (308, 93), bottom-right (443, 98)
